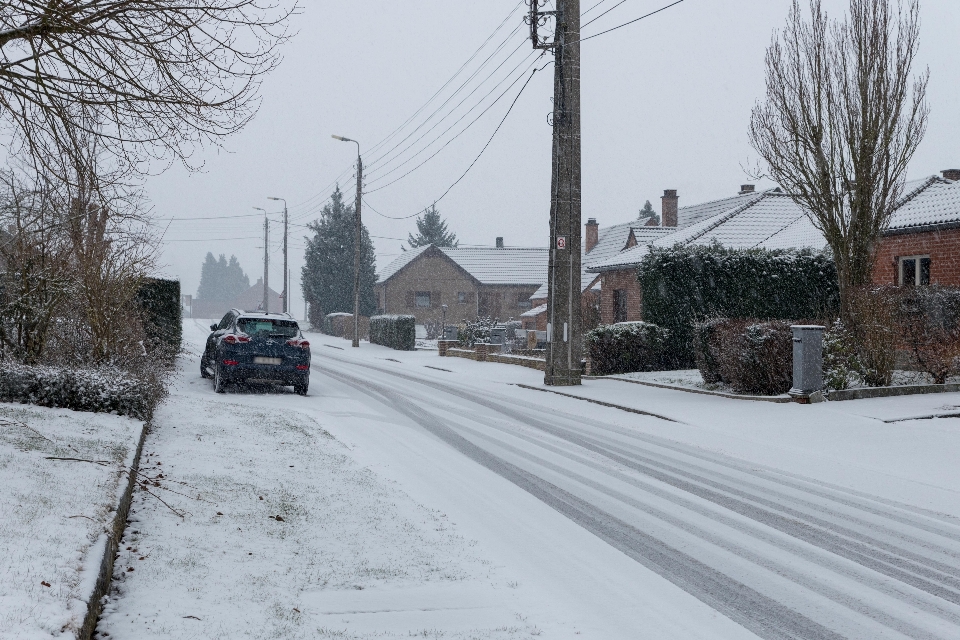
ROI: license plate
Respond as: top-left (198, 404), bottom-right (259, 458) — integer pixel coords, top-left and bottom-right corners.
top-left (254, 357), bottom-right (282, 365)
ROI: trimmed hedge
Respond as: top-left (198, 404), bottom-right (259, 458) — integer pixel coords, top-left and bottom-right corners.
top-left (585, 321), bottom-right (671, 375)
top-left (323, 312), bottom-right (354, 336)
top-left (639, 245), bottom-right (838, 367)
top-left (369, 315), bottom-right (416, 351)
top-left (0, 362), bottom-right (158, 420)
top-left (693, 318), bottom-right (794, 395)
top-left (137, 278), bottom-right (182, 357)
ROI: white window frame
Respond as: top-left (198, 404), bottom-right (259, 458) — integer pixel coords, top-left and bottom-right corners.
top-left (898, 255), bottom-right (931, 286)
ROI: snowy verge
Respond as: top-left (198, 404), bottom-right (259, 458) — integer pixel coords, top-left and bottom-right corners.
top-left (0, 404), bottom-right (143, 640)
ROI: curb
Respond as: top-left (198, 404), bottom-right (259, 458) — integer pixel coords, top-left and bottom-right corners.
top-left (827, 383), bottom-right (960, 402)
top-left (583, 375), bottom-right (793, 403)
top-left (515, 384), bottom-right (680, 423)
top-left (79, 419), bottom-right (151, 640)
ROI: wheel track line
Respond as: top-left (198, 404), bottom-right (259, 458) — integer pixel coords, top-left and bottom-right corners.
top-left (447, 416), bottom-right (959, 639)
top-left (318, 352), bottom-right (960, 543)
top-left (319, 365), bottom-right (847, 640)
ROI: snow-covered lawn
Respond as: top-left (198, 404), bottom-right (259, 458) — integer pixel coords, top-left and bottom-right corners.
top-left (0, 404), bottom-right (142, 640)
top-left (95, 326), bottom-right (545, 639)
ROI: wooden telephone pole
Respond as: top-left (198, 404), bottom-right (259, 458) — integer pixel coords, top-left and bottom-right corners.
top-left (528, 0), bottom-right (582, 386)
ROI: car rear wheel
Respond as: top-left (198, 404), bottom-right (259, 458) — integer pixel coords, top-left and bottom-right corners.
top-left (200, 356), bottom-right (212, 379)
top-left (293, 377), bottom-right (308, 396)
top-left (214, 364), bottom-right (226, 394)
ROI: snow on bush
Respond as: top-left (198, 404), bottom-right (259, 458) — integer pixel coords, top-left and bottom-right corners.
top-left (457, 317), bottom-right (497, 347)
top-left (693, 318), bottom-right (793, 395)
top-left (585, 321), bottom-right (671, 375)
top-left (898, 285), bottom-right (960, 384)
top-left (0, 362), bottom-right (160, 419)
top-left (369, 314), bottom-right (416, 351)
top-left (639, 244), bottom-right (838, 367)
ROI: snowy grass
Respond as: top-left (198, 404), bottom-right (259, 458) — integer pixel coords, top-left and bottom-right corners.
top-left (0, 404), bottom-right (142, 640)
top-left (95, 348), bottom-right (537, 639)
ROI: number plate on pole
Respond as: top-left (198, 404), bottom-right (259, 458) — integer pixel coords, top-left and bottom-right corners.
top-left (557, 236), bottom-right (567, 250)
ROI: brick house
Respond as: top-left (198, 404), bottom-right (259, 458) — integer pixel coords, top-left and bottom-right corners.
top-left (586, 171), bottom-right (960, 325)
top-left (374, 242), bottom-right (547, 325)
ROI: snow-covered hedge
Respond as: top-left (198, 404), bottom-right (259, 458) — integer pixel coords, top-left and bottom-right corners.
top-left (369, 315), bottom-right (416, 351)
top-left (585, 321), bottom-right (671, 375)
top-left (0, 362), bottom-right (159, 419)
top-left (322, 312), bottom-right (354, 336)
top-left (898, 285), bottom-right (960, 384)
top-left (136, 278), bottom-right (182, 358)
top-left (693, 318), bottom-right (794, 395)
top-left (639, 245), bottom-right (838, 367)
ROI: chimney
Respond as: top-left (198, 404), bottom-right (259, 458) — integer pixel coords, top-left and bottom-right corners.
top-left (942, 169), bottom-right (960, 181)
top-left (585, 218), bottom-right (599, 253)
top-left (496, 236), bottom-right (504, 248)
top-left (739, 184), bottom-right (756, 195)
top-left (661, 189), bottom-right (678, 227)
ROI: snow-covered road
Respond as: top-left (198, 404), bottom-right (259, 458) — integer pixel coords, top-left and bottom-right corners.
top-left (313, 340), bottom-right (960, 640)
top-left (97, 321), bottom-right (960, 639)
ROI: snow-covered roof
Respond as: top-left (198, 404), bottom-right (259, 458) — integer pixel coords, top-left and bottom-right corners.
top-left (520, 303), bottom-right (547, 318)
top-left (676, 191), bottom-right (765, 228)
top-left (887, 176), bottom-right (960, 231)
top-left (587, 175), bottom-right (960, 272)
top-left (377, 245), bottom-right (548, 286)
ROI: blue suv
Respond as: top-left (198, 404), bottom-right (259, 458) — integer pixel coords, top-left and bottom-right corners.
top-left (201, 310), bottom-right (311, 395)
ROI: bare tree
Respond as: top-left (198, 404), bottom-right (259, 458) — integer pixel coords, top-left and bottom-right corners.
top-left (749, 0), bottom-right (928, 318)
top-left (0, 1), bottom-right (295, 173)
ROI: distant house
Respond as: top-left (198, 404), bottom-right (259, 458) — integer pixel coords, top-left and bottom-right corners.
top-left (191, 277), bottom-right (283, 320)
top-left (374, 239), bottom-right (548, 325)
top-left (585, 171), bottom-right (960, 325)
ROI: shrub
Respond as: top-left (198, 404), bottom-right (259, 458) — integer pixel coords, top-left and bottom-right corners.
top-left (585, 321), bottom-right (671, 375)
top-left (323, 312), bottom-right (353, 336)
top-left (897, 286), bottom-right (960, 384)
top-left (458, 317), bottom-right (497, 347)
top-left (369, 315), bottom-right (416, 351)
top-left (822, 320), bottom-right (861, 390)
top-left (639, 244), bottom-right (838, 367)
top-left (136, 278), bottom-right (182, 358)
top-left (0, 362), bottom-right (161, 420)
top-left (692, 318), bottom-right (794, 395)
top-left (846, 287), bottom-right (898, 387)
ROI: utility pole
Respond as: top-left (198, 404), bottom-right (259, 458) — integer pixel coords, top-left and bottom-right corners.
top-left (268, 197), bottom-right (288, 313)
top-left (332, 135), bottom-right (363, 347)
top-left (254, 207), bottom-right (269, 312)
top-left (528, 0), bottom-right (581, 386)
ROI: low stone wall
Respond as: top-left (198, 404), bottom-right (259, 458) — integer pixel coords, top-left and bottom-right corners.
top-left (442, 345), bottom-right (545, 371)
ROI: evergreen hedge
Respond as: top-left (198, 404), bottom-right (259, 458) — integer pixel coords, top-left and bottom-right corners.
top-left (136, 278), bottom-right (182, 357)
top-left (639, 245), bottom-right (838, 366)
top-left (369, 315), bottom-right (416, 351)
top-left (585, 321), bottom-right (671, 375)
top-left (693, 318), bottom-right (794, 395)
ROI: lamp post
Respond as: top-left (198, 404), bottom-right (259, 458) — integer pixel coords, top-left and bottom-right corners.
top-left (253, 206), bottom-right (269, 312)
top-left (332, 134), bottom-right (362, 347)
top-left (268, 197), bottom-right (288, 314)
top-left (441, 304), bottom-right (448, 340)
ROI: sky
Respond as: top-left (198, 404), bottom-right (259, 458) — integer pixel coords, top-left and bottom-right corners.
top-left (153, 0), bottom-right (960, 320)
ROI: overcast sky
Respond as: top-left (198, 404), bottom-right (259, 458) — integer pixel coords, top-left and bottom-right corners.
top-left (154, 0), bottom-right (960, 319)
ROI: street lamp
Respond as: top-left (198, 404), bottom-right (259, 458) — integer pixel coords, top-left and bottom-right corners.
top-left (441, 304), bottom-right (448, 340)
top-left (253, 207), bottom-right (269, 312)
top-left (267, 197), bottom-right (288, 314)
top-left (332, 134), bottom-right (362, 347)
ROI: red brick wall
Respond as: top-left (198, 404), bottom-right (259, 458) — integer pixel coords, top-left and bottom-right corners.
top-left (599, 269), bottom-right (642, 325)
top-left (873, 227), bottom-right (960, 286)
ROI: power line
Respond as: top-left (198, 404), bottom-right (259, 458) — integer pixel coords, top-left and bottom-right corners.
top-left (363, 62), bottom-right (547, 220)
top-left (163, 236), bottom-right (261, 243)
top-left (579, 0), bottom-right (686, 43)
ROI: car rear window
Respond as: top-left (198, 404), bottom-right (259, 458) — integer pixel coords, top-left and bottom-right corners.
top-left (237, 318), bottom-right (299, 338)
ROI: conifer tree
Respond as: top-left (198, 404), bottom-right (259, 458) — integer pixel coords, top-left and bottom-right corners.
top-left (406, 204), bottom-right (458, 249)
top-left (301, 186), bottom-right (377, 324)
top-left (638, 200), bottom-right (659, 225)
top-left (197, 252), bottom-right (250, 301)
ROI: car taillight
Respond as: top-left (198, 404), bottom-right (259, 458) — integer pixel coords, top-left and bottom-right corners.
top-left (222, 359), bottom-right (239, 366)
top-left (296, 365), bottom-right (309, 371)
top-left (223, 334), bottom-right (250, 345)
top-left (287, 339), bottom-right (310, 349)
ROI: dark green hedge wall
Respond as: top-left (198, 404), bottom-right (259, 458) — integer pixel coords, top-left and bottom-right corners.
top-left (369, 315), bottom-right (416, 351)
top-left (137, 278), bottom-right (182, 357)
top-left (639, 245), bottom-right (838, 366)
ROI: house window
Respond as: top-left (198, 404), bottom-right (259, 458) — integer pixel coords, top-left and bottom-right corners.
top-left (613, 289), bottom-right (627, 323)
top-left (415, 291), bottom-right (431, 308)
top-left (458, 291), bottom-right (467, 304)
top-left (899, 256), bottom-right (931, 286)
top-left (517, 296), bottom-right (532, 310)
